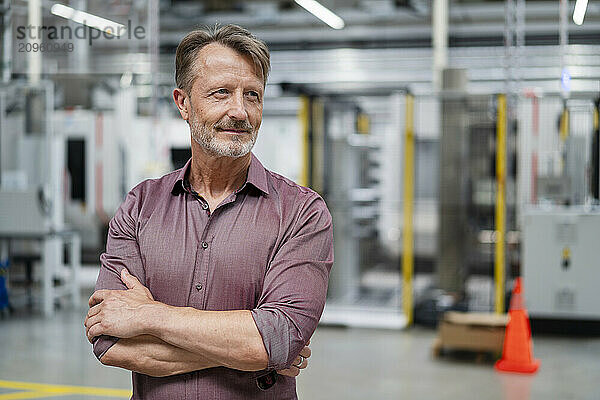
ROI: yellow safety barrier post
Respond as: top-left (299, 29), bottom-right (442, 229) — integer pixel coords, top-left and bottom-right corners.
top-left (402, 94), bottom-right (415, 325)
top-left (559, 103), bottom-right (570, 175)
top-left (495, 94), bottom-right (507, 314)
top-left (559, 105), bottom-right (570, 142)
top-left (299, 95), bottom-right (310, 187)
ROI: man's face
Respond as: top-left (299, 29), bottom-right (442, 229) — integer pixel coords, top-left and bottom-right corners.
top-left (186, 43), bottom-right (264, 158)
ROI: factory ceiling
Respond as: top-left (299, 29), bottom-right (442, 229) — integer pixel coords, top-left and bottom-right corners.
top-left (5, 0), bottom-right (600, 51)
top-left (2, 0), bottom-right (599, 91)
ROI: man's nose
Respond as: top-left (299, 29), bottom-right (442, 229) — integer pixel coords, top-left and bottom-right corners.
top-left (227, 92), bottom-right (248, 120)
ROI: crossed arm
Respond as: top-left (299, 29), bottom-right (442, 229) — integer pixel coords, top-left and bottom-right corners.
top-left (84, 268), bottom-right (310, 377)
top-left (88, 188), bottom-right (331, 379)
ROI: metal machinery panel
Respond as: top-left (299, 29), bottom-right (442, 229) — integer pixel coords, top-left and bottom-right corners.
top-left (523, 209), bottom-right (600, 320)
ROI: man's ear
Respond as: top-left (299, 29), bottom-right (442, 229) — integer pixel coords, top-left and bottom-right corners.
top-left (173, 88), bottom-right (190, 121)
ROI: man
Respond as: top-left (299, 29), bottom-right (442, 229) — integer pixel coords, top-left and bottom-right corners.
top-left (84, 25), bottom-right (333, 399)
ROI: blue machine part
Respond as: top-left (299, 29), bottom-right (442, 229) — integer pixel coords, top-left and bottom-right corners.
top-left (0, 260), bottom-right (9, 310)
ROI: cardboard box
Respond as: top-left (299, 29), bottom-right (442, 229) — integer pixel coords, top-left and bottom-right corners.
top-left (437, 312), bottom-right (508, 353)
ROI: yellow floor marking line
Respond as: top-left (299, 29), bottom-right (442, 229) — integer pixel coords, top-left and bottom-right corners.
top-left (0, 392), bottom-right (63, 400)
top-left (0, 380), bottom-right (131, 398)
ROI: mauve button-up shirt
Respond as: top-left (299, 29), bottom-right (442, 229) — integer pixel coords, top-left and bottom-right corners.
top-left (92, 153), bottom-right (334, 400)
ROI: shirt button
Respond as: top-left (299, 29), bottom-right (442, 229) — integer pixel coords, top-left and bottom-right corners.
top-left (201, 241), bottom-right (208, 249)
top-left (201, 203), bottom-right (208, 210)
top-left (195, 283), bottom-right (203, 291)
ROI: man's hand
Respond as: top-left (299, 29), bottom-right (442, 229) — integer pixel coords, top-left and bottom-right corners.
top-left (85, 269), bottom-right (155, 343)
top-left (277, 341), bottom-right (311, 377)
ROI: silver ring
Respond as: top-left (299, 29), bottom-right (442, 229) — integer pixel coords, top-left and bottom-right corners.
top-left (294, 355), bottom-right (305, 368)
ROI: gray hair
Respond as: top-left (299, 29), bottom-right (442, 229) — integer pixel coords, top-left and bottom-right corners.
top-left (175, 24), bottom-right (271, 94)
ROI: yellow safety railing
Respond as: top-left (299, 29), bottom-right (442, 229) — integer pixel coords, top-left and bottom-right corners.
top-left (495, 94), bottom-right (506, 314)
top-left (402, 94), bottom-right (415, 325)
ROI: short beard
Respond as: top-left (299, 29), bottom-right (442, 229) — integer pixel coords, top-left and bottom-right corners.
top-left (189, 112), bottom-right (257, 158)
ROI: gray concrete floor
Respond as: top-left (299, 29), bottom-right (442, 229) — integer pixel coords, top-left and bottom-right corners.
top-left (1, 306), bottom-right (599, 400)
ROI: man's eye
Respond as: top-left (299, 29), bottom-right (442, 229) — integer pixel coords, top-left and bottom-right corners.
top-left (246, 91), bottom-right (259, 99)
top-left (214, 89), bottom-right (229, 95)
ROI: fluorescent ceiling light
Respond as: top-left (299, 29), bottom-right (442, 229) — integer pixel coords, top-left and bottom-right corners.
top-left (51, 3), bottom-right (125, 36)
top-left (573, 0), bottom-right (589, 25)
top-left (294, 0), bottom-right (345, 30)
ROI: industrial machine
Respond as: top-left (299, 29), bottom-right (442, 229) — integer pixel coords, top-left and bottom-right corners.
top-left (520, 95), bottom-right (600, 321)
top-left (0, 82), bottom-right (81, 316)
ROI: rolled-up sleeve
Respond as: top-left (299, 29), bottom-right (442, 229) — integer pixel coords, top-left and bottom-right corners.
top-left (251, 194), bottom-right (334, 370)
top-left (92, 188), bottom-right (147, 361)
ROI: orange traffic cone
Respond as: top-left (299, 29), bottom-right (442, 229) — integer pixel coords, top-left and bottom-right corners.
top-left (495, 277), bottom-right (540, 374)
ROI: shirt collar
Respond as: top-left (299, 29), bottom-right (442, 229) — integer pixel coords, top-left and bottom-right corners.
top-left (170, 152), bottom-right (269, 196)
top-left (246, 152), bottom-right (269, 195)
